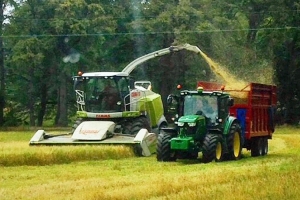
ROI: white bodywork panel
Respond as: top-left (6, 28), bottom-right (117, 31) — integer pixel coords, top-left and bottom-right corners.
top-left (71, 121), bottom-right (115, 140)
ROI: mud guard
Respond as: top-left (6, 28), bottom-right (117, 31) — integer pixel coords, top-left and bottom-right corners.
top-left (223, 116), bottom-right (239, 136)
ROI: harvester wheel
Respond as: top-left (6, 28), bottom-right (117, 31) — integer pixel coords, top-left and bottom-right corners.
top-left (122, 121), bottom-right (132, 135)
top-left (202, 134), bottom-right (224, 163)
top-left (156, 130), bottom-right (176, 162)
top-left (130, 117), bottom-right (151, 135)
top-left (71, 118), bottom-right (83, 134)
top-left (226, 122), bottom-right (242, 160)
top-left (133, 144), bottom-right (143, 157)
top-left (251, 137), bottom-right (263, 157)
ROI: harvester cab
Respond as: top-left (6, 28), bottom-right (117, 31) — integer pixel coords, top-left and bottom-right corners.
top-left (73, 72), bottom-right (130, 113)
top-left (72, 71), bottom-right (167, 137)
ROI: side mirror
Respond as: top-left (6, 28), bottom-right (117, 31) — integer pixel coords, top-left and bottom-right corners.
top-left (167, 95), bottom-right (175, 105)
top-left (227, 98), bottom-right (234, 107)
top-left (196, 110), bottom-right (203, 115)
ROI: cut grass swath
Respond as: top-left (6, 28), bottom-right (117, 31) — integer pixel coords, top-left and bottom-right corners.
top-left (0, 142), bottom-right (136, 166)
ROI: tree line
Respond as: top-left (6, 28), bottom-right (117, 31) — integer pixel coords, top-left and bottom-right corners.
top-left (0, 0), bottom-right (299, 126)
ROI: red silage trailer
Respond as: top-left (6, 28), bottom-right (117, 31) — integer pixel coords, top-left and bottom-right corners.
top-left (197, 81), bottom-right (277, 156)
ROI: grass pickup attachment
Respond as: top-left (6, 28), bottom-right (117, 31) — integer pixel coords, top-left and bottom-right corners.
top-left (29, 121), bottom-right (157, 157)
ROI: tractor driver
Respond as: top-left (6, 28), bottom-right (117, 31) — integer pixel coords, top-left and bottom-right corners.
top-left (196, 98), bottom-right (217, 123)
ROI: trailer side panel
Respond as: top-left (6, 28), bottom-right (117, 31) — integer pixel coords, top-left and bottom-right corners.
top-left (229, 83), bottom-right (277, 140)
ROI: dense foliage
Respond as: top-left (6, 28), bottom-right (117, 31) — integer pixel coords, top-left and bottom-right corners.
top-left (0, 0), bottom-right (299, 126)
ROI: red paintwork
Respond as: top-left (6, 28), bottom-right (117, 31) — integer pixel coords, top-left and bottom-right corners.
top-left (197, 81), bottom-right (277, 140)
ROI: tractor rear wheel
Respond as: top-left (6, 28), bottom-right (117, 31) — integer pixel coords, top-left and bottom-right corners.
top-left (156, 131), bottom-right (176, 162)
top-left (226, 122), bottom-right (242, 160)
top-left (130, 117), bottom-right (151, 135)
top-left (202, 134), bottom-right (224, 163)
top-left (251, 137), bottom-right (263, 157)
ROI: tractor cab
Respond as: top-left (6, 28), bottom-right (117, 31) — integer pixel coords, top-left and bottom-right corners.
top-left (183, 94), bottom-right (218, 124)
top-left (167, 87), bottom-right (233, 129)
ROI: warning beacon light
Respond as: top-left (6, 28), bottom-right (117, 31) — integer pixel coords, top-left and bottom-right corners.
top-left (177, 84), bottom-right (182, 90)
top-left (78, 71), bottom-right (83, 76)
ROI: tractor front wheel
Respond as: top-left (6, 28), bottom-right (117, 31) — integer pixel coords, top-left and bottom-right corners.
top-left (156, 131), bottom-right (176, 162)
top-left (202, 134), bottom-right (224, 163)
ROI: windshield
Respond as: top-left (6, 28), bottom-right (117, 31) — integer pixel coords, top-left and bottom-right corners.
top-left (75, 76), bottom-right (130, 112)
top-left (184, 95), bottom-right (218, 123)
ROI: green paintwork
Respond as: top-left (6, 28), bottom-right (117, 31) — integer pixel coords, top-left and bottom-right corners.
top-left (170, 115), bottom-right (207, 151)
top-left (223, 116), bottom-right (237, 136)
top-left (178, 115), bottom-right (200, 123)
top-left (138, 93), bottom-right (164, 127)
top-left (122, 111), bottom-right (140, 117)
top-left (171, 137), bottom-right (194, 150)
top-left (76, 111), bottom-right (88, 118)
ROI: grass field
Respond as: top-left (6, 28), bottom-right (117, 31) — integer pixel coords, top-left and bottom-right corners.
top-left (1, 126), bottom-right (300, 200)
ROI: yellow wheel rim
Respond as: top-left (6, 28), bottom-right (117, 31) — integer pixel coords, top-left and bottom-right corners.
top-left (233, 132), bottom-right (241, 157)
top-left (216, 142), bottom-right (222, 160)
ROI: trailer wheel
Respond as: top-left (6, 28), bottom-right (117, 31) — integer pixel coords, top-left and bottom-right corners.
top-left (202, 134), bottom-right (224, 163)
top-left (130, 117), bottom-right (151, 135)
top-left (226, 123), bottom-right (242, 160)
top-left (251, 137), bottom-right (263, 157)
top-left (262, 137), bottom-right (268, 156)
top-left (156, 131), bottom-right (176, 162)
top-left (71, 118), bottom-right (83, 134)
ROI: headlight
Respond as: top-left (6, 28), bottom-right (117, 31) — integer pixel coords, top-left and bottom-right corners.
top-left (188, 122), bottom-right (196, 127)
top-left (177, 122), bottom-right (184, 127)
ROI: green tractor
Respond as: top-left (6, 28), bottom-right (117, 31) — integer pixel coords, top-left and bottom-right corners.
top-left (157, 86), bottom-right (243, 163)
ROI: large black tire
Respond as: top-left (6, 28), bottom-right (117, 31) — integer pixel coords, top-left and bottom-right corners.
top-left (130, 117), bottom-right (151, 135)
top-left (133, 144), bottom-right (143, 157)
top-left (122, 120), bottom-right (133, 135)
top-left (71, 118), bottom-right (83, 134)
top-left (202, 134), bottom-right (224, 163)
top-left (156, 131), bottom-right (176, 162)
top-left (262, 137), bottom-right (269, 156)
top-left (157, 122), bottom-right (168, 135)
top-left (251, 137), bottom-right (263, 157)
top-left (226, 122), bottom-right (242, 160)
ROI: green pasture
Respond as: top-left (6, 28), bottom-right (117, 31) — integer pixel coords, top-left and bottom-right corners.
top-left (1, 126), bottom-right (300, 200)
